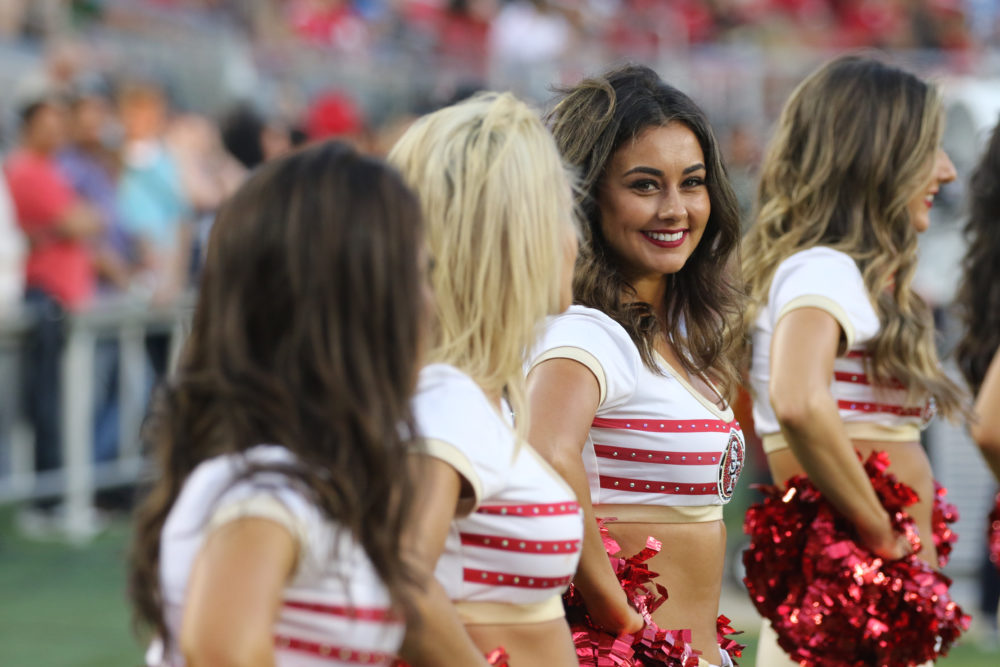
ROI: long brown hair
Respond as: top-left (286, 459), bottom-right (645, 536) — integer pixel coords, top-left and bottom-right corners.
top-left (955, 117), bottom-right (1000, 392)
top-left (128, 141), bottom-right (424, 646)
top-left (743, 54), bottom-right (965, 416)
top-left (547, 64), bottom-right (743, 398)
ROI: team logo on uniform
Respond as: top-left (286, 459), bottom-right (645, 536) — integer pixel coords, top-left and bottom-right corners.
top-left (717, 429), bottom-right (745, 502)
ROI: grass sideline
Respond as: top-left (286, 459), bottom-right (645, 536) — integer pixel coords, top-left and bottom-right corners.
top-left (0, 505), bottom-right (997, 666)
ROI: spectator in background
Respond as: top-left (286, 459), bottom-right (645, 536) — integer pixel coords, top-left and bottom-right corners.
top-left (60, 83), bottom-right (133, 294)
top-left (115, 80), bottom-right (192, 376)
top-left (164, 112), bottom-right (245, 275)
top-left (59, 82), bottom-right (134, 466)
top-left (304, 89), bottom-right (366, 148)
top-left (219, 102), bottom-right (293, 170)
top-left (4, 94), bottom-right (103, 508)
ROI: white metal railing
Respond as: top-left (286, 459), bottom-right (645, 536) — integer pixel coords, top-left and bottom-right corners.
top-left (0, 294), bottom-right (192, 541)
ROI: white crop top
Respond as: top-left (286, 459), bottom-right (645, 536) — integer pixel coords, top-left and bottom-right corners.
top-left (749, 246), bottom-right (930, 450)
top-left (530, 306), bottom-right (745, 523)
top-left (151, 445), bottom-right (403, 666)
top-left (412, 364), bottom-right (584, 624)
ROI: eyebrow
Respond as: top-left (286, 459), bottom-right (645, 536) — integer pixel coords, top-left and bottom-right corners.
top-left (623, 163), bottom-right (706, 177)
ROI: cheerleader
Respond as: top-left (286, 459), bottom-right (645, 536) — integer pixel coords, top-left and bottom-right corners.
top-left (741, 55), bottom-right (965, 664)
top-left (528, 65), bottom-right (745, 666)
top-left (388, 93), bottom-right (583, 666)
top-left (128, 142), bottom-right (427, 666)
top-left (956, 119), bottom-right (1000, 482)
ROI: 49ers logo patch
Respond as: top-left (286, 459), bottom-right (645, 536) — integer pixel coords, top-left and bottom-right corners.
top-left (717, 429), bottom-right (745, 502)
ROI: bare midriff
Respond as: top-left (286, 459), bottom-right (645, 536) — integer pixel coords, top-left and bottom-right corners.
top-left (465, 618), bottom-right (578, 666)
top-left (601, 517), bottom-right (726, 665)
top-left (767, 438), bottom-right (937, 568)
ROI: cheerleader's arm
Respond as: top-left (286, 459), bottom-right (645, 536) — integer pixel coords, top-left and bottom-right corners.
top-left (397, 455), bottom-right (491, 667)
top-left (526, 357), bottom-right (645, 635)
top-left (971, 348), bottom-right (1000, 483)
top-left (180, 518), bottom-right (296, 667)
top-left (769, 307), bottom-right (911, 560)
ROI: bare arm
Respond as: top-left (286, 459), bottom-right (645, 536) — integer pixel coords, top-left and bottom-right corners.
top-left (526, 358), bottom-right (644, 634)
top-left (970, 348), bottom-right (1000, 482)
top-left (398, 455), bottom-right (491, 667)
top-left (770, 308), bottom-right (910, 559)
top-left (56, 201), bottom-right (104, 240)
top-left (180, 518), bottom-right (296, 667)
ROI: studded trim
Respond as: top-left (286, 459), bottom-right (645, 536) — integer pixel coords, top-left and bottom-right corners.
top-left (598, 474), bottom-right (716, 496)
top-left (593, 443), bottom-right (720, 465)
top-left (460, 532), bottom-right (582, 554)
top-left (463, 568), bottom-right (573, 588)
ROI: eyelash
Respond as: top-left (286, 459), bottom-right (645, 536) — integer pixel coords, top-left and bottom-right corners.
top-left (628, 177), bottom-right (706, 191)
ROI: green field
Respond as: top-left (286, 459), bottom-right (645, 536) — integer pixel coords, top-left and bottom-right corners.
top-left (0, 506), bottom-right (997, 666)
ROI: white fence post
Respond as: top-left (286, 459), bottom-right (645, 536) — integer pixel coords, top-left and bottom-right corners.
top-left (60, 321), bottom-right (101, 542)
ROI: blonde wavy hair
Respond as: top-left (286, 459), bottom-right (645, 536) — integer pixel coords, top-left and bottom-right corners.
top-left (389, 92), bottom-right (574, 435)
top-left (743, 54), bottom-right (965, 416)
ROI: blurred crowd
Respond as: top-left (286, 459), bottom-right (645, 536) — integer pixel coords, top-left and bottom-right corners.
top-left (0, 0), bottom-right (996, 508)
top-left (0, 0), bottom-right (994, 318)
top-left (0, 2), bottom-right (995, 75)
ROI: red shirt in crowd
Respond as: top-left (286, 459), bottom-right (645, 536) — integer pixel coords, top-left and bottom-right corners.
top-left (4, 149), bottom-right (95, 310)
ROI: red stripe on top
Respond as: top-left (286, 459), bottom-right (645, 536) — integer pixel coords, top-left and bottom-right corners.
top-left (283, 600), bottom-right (397, 623)
top-left (594, 443), bottom-right (720, 465)
top-left (274, 634), bottom-right (389, 664)
top-left (845, 350), bottom-right (869, 359)
top-left (591, 417), bottom-right (740, 433)
top-left (460, 532), bottom-right (581, 554)
top-left (464, 568), bottom-right (573, 588)
top-left (833, 371), bottom-right (905, 389)
top-left (837, 399), bottom-right (922, 417)
top-left (599, 474), bottom-right (716, 496)
top-left (475, 502), bottom-right (580, 516)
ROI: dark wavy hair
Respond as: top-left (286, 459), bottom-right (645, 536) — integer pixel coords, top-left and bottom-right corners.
top-left (546, 64), bottom-right (743, 397)
top-left (128, 141), bottom-right (424, 648)
top-left (956, 117), bottom-right (1000, 392)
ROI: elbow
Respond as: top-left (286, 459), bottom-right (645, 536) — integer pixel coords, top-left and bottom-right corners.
top-left (544, 442), bottom-right (585, 480)
top-left (182, 633), bottom-right (270, 667)
top-left (970, 423), bottom-right (1000, 457)
top-left (769, 382), bottom-right (826, 435)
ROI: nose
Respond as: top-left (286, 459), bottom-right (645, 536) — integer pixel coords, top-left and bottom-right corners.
top-left (657, 187), bottom-right (685, 221)
top-left (935, 149), bottom-right (957, 185)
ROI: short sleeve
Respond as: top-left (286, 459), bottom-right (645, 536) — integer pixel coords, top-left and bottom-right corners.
top-left (412, 364), bottom-right (514, 509)
top-left (529, 305), bottom-right (639, 410)
top-left (205, 472), bottom-right (325, 580)
top-left (768, 247), bottom-right (880, 349)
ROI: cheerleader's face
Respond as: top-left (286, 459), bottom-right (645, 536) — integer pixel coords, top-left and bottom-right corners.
top-left (597, 122), bottom-right (710, 283)
top-left (906, 148), bottom-right (956, 233)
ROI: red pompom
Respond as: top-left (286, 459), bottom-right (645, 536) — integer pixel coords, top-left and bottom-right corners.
top-left (931, 482), bottom-right (959, 568)
top-left (743, 451), bottom-right (969, 667)
top-left (989, 492), bottom-right (1000, 572)
top-left (716, 615), bottom-right (745, 661)
top-left (485, 646), bottom-right (510, 666)
top-left (565, 518), bottom-right (736, 666)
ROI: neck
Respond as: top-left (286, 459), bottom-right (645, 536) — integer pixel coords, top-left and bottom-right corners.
top-left (625, 273), bottom-right (669, 321)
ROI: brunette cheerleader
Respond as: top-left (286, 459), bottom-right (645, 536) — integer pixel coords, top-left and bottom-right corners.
top-left (528, 65), bottom-right (745, 667)
top-left (129, 142), bottom-right (428, 666)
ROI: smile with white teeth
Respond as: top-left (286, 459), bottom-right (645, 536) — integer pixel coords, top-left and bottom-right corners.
top-left (645, 230), bottom-right (685, 242)
top-left (924, 194), bottom-right (935, 206)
